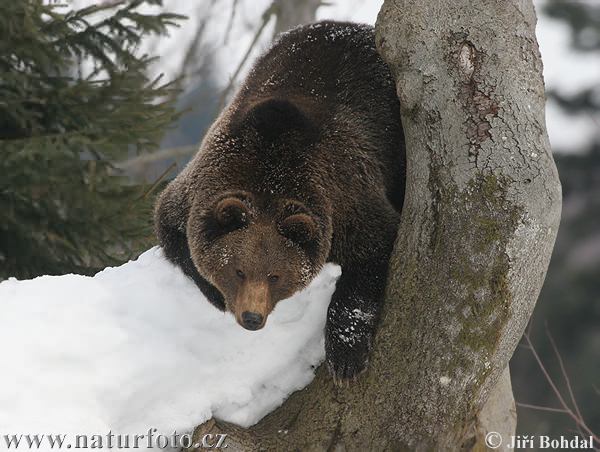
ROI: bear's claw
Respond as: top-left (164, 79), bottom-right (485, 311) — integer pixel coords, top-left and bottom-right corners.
top-left (325, 337), bottom-right (370, 386)
top-left (327, 358), bottom-right (368, 387)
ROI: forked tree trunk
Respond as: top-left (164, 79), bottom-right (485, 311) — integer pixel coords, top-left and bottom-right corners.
top-left (185, 0), bottom-right (561, 450)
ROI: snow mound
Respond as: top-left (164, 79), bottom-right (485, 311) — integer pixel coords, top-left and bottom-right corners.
top-left (0, 248), bottom-right (339, 443)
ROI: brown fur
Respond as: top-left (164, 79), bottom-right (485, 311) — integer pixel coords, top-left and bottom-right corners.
top-left (155, 21), bottom-right (405, 381)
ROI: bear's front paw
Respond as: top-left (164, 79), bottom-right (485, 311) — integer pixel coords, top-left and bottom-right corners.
top-left (325, 330), bottom-right (371, 386)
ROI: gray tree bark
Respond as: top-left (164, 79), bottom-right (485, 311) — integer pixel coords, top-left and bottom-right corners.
top-left (185, 0), bottom-right (561, 450)
top-left (272, 0), bottom-right (322, 37)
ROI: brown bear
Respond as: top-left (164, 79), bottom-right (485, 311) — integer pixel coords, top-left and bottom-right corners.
top-left (154, 21), bottom-right (405, 382)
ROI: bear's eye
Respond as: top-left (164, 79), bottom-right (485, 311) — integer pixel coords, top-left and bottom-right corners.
top-left (268, 274), bottom-right (279, 283)
top-left (236, 269), bottom-right (245, 279)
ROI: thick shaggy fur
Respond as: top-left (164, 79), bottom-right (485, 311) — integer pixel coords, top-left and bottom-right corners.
top-left (155, 21), bottom-right (405, 381)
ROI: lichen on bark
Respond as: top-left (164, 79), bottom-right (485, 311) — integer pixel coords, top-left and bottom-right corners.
top-left (374, 0), bottom-right (561, 447)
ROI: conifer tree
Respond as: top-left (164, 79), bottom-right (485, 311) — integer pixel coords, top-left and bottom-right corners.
top-left (0, 0), bottom-right (184, 279)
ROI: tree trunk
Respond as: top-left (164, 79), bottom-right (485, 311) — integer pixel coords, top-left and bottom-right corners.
top-left (272, 0), bottom-right (322, 37)
top-left (185, 0), bottom-right (561, 450)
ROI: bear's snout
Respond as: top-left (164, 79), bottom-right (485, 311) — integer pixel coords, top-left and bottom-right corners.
top-left (234, 280), bottom-right (271, 331)
top-left (241, 311), bottom-right (264, 330)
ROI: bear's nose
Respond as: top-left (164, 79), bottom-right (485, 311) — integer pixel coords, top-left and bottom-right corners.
top-left (241, 311), bottom-right (264, 330)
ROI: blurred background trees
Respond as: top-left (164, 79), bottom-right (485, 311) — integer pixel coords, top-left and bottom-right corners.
top-left (510, 0), bottom-right (600, 439)
top-left (0, 0), bottom-right (597, 441)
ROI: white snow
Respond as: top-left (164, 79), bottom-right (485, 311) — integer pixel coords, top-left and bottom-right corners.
top-left (0, 248), bottom-right (340, 450)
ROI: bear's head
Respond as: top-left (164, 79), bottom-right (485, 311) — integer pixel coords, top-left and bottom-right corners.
top-left (188, 191), bottom-right (330, 330)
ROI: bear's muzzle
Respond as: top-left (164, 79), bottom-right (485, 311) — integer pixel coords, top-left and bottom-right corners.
top-left (234, 281), bottom-right (272, 330)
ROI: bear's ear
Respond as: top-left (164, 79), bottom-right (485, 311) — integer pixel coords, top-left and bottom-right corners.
top-left (215, 197), bottom-right (250, 230)
top-left (280, 213), bottom-right (317, 244)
